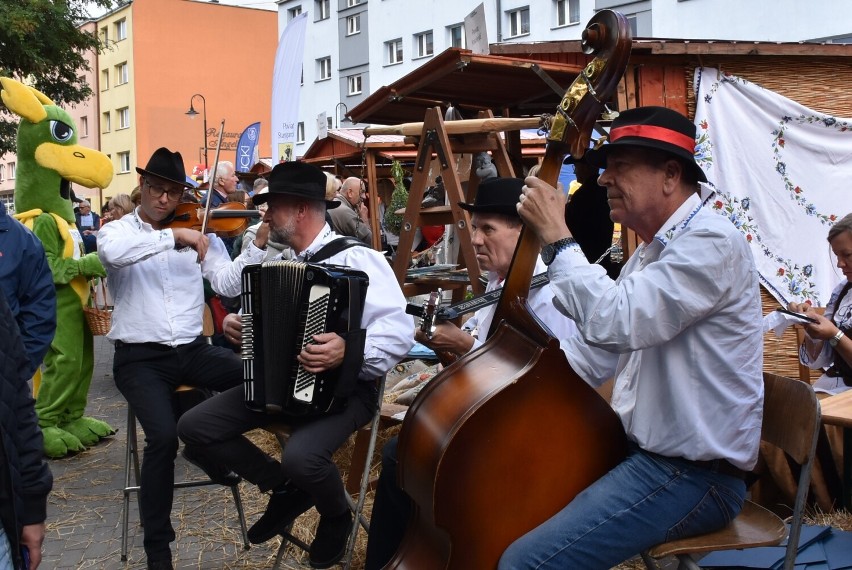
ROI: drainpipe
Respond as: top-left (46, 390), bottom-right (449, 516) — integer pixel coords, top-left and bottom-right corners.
top-left (496, 0), bottom-right (502, 42)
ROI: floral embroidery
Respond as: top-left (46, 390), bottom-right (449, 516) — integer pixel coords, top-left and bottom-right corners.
top-left (770, 113), bottom-right (851, 225)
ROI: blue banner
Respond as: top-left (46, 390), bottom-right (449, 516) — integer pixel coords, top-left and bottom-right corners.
top-left (235, 122), bottom-right (261, 173)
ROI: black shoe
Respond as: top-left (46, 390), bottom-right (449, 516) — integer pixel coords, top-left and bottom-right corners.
top-left (147, 558), bottom-right (174, 570)
top-left (248, 483), bottom-right (314, 544)
top-left (181, 446), bottom-right (241, 487)
top-left (309, 510), bottom-right (353, 569)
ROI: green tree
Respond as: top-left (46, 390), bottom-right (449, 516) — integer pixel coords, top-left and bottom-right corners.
top-left (0, 0), bottom-right (114, 155)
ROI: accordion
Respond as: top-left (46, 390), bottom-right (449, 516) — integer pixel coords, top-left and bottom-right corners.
top-left (241, 260), bottom-right (369, 416)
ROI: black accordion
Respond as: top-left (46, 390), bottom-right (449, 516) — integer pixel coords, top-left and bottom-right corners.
top-left (241, 260), bottom-right (369, 416)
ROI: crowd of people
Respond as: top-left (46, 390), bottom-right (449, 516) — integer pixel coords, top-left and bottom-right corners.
top-left (4, 104), bottom-right (852, 570)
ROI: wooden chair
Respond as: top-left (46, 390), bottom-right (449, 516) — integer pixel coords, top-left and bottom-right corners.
top-left (641, 372), bottom-right (821, 570)
top-left (264, 376), bottom-right (388, 570)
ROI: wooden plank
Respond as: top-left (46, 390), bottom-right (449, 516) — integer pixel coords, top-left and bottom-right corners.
top-left (638, 64), bottom-right (666, 107)
top-left (663, 64), bottom-right (688, 115)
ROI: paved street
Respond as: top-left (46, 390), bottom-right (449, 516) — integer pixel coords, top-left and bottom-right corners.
top-left (40, 336), bottom-right (307, 569)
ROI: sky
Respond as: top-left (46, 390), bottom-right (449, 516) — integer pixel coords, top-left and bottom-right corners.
top-left (83, 0), bottom-right (277, 19)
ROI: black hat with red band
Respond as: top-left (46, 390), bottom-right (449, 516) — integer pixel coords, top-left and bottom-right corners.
top-left (584, 106), bottom-right (707, 183)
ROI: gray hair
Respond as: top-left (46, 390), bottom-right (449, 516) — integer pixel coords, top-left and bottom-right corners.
top-left (215, 161), bottom-right (234, 183)
top-left (253, 178), bottom-right (269, 192)
top-left (829, 213), bottom-right (852, 243)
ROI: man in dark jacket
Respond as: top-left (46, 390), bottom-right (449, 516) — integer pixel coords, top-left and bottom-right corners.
top-left (0, 293), bottom-right (54, 569)
top-left (0, 201), bottom-right (56, 379)
top-left (73, 199), bottom-right (101, 254)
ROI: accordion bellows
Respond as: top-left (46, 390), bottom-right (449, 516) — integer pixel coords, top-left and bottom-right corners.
top-left (241, 260), bottom-right (369, 416)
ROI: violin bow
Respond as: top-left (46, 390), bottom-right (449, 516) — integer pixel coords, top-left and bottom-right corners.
top-left (200, 119), bottom-right (226, 236)
top-left (489, 9), bottom-right (632, 340)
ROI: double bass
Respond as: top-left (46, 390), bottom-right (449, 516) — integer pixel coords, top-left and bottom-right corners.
top-left (388, 10), bottom-right (632, 569)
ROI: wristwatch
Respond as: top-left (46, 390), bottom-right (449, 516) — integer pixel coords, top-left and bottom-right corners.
top-left (829, 329), bottom-right (846, 347)
top-left (541, 237), bottom-right (577, 266)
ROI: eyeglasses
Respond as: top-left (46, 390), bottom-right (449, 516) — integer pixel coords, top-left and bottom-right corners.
top-left (144, 178), bottom-right (183, 201)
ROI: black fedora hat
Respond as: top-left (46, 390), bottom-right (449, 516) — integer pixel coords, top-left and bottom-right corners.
top-left (459, 177), bottom-right (523, 217)
top-left (584, 106), bottom-right (707, 183)
top-left (252, 162), bottom-right (340, 209)
top-left (135, 147), bottom-right (195, 188)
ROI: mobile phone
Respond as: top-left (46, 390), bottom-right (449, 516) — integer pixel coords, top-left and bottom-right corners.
top-left (775, 307), bottom-right (818, 324)
top-left (20, 546), bottom-right (29, 570)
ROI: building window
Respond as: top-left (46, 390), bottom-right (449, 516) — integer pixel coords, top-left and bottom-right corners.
top-left (115, 18), bottom-right (127, 41)
top-left (414, 31), bottom-right (434, 58)
top-left (297, 122), bottom-right (305, 143)
top-left (555, 0), bottom-right (579, 27)
top-left (7, 162), bottom-right (14, 180)
top-left (346, 14), bottom-right (360, 35)
top-left (449, 24), bottom-right (465, 48)
top-left (118, 151), bottom-right (131, 173)
top-left (385, 38), bottom-right (403, 65)
top-left (102, 112), bottom-right (111, 133)
top-left (347, 74), bottom-right (362, 95)
top-left (288, 6), bottom-right (302, 20)
top-left (115, 62), bottom-right (129, 85)
top-left (347, 0), bottom-right (360, 6)
top-left (508, 7), bottom-right (530, 37)
top-left (0, 165), bottom-right (4, 182)
top-left (101, 69), bottom-right (109, 90)
top-left (80, 116), bottom-right (89, 138)
top-left (118, 107), bottom-right (130, 129)
top-left (316, 0), bottom-right (329, 20)
top-left (317, 57), bottom-right (331, 81)
top-left (99, 26), bottom-right (108, 45)
top-left (327, 116), bottom-right (333, 129)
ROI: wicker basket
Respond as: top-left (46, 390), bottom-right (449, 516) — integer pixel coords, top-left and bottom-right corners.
top-left (84, 280), bottom-right (112, 336)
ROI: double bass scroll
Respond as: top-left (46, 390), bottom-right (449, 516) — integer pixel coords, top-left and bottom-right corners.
top-left (389, 10), bottom-right (632, 570)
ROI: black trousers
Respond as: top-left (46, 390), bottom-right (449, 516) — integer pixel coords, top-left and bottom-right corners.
top-left (364, 435), bottom-right (412, 570)
top-left (112, 337), bottom-right (243, 560)
top-left (177, 380), bottom-right (377, 517)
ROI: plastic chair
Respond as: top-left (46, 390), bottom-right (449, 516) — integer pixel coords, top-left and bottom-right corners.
top-left (266, 377), bottom-right (387, 570)
top-left (641, 372), bottom-right (821, 570)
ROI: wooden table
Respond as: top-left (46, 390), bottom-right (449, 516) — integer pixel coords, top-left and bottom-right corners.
top-left (819, 389), bottom-right (852, 509)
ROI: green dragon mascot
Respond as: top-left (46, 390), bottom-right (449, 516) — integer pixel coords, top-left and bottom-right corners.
top-left (1, 77), bottom-right (116, 458)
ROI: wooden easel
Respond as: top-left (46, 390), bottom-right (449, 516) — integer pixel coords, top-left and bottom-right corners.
top-left (376, 107), bottom-right (524, 298)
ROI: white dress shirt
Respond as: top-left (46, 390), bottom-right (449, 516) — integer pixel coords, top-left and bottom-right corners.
top-left (296, 224), bottom-right (414, 380)
top-left (547, 194), bottom-right (764, 470)
top-left (98, 207), bottom-right (265, 346)
top-left (465, 257), bottom-right (575, 349)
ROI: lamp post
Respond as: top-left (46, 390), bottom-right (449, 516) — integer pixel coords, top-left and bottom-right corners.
top-left (335, 102), bottom-right (349, 129)
top-left (185, 94), bottom-right (208, 170)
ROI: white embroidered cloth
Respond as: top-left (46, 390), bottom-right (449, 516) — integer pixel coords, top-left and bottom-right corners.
top-left (694, 67), bottom-right (852, 306)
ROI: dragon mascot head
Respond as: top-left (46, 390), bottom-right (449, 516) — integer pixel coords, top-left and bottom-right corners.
top-left (2, 76), bottom-right (116, 457)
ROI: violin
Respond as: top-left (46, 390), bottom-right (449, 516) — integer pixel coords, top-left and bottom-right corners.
top-left (164, 202), bottom-right (261, 238)
top-left (389, 10), bottom-right (632, 569)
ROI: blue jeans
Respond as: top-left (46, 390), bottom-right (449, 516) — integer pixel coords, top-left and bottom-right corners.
top-left (499, 444), bottom-right (746, 570)
top-left (0, 526), bottom-right (12, 570)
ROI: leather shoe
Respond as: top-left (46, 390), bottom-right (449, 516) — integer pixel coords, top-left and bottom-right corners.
top-left (248, 483), bottom-right (314, 544)
top-left (309, 510), bottom-right (353, 569)
top-left (181, 446), bottom-right (241, 487)
top-left (147, 559), bottom-right (174, 570)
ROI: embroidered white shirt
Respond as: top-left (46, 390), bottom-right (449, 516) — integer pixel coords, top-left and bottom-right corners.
top-left (547, 194), bottom-right (764, 470)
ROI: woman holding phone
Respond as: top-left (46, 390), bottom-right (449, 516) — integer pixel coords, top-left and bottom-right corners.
top-left (790, 213), bottom-right (852, 394)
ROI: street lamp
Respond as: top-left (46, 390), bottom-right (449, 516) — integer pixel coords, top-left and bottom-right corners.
top-left (335, 102), bottom-right (349, 129)
top-left (185, 94), bottom-right (208, 170)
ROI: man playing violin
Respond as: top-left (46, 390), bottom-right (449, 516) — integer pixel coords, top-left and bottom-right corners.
top-left (506, 106), bottom-right (764, 569)
top-left (97, 147), bottom-right (269, 570)
top-left (364, 176), bottom-right (611, 569)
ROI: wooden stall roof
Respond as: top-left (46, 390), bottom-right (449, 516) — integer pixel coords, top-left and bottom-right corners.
top-left (301, 127), bottom-right (548, 167)
top-left (347, 48), bottom-right (584, 126)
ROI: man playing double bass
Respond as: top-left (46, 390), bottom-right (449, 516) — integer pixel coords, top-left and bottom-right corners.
top-left (505, 106), bottom-right (764, 569)
top-left (364, 177), bottom-right (612, 569)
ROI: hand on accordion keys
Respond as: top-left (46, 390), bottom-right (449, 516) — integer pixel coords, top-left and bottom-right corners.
top-left (297, 332), bottom-right (346, 374)
top-left (223, 313), bottom-right (242, 346)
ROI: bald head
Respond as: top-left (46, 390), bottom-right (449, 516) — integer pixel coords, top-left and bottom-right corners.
top-left (341, 177), bottom-right (365, 206)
